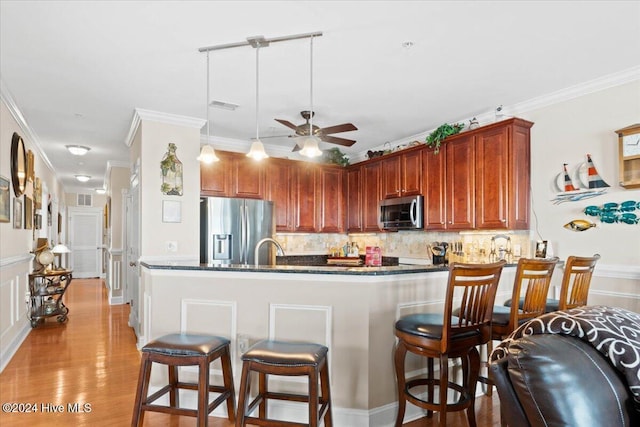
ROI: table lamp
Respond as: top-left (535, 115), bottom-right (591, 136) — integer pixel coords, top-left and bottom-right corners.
top-left (51, 243), bottom-right (71, 270)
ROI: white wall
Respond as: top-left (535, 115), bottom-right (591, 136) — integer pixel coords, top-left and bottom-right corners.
top-left (0, 96), bottom-right (66, 371)
top-left (138, 116), bottom-right (202, 260)
top-left (519, 80), bottom-right (640, 265)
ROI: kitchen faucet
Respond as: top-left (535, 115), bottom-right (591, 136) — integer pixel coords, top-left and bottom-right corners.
top-left (254, 238), bottom-right (285, 266)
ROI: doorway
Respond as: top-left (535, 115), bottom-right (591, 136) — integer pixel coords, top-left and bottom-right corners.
top-left (68, 207), bottom-right (103, 278)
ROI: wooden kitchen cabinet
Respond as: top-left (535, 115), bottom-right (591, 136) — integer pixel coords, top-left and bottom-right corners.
top-left (381, 150), bottom-right (422, 199)
top-left (345, 167), bottom-right (362, 232)
top-left (292, 161), bottom-right (319, 232)
top-left (233, 155), bottom-right (265, 199)
top-left (318, 166), bottom-right (345, 233)
top-left (362, 161), bottom-right (383, 231)
top-left (265, 157), bottom-right (294, 232)
top-left (426, 117), bottom-right (532, 231)
top-left (200, 150), bottom-right (264, 199)
top-left (475, 119), bottom-right (531, 229)
top-left (422, 146), bottom-right (447, 230)
top-left (445, 134), bottom-right (476, 230)
top-left (201, 151), bottom-right (232, 197)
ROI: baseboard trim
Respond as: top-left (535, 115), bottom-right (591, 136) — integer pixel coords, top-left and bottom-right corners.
top-left (0, 319), bottom-right (31, 373)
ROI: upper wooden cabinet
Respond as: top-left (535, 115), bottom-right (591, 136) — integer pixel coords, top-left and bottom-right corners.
top-left (318, 166), bottom-right (345, 233)
top-left (423, 118), bottom-right (532, 231)
top-left (422, 146), bottom-right (447, 230)
top-left (476, 119), bottom-right (532, 229)
top-left (381, 150), bottom-right (422, 199)
top-left (362, 161), bottom-right (383, 232)
top-left (200, 151), bottom-right (264, 199)
top-left (292, 162), bottom-right (319, 232)
top-left (445, 134), bottom-right (476, 230)
top-left (200, 151), bottom-right (232, 197)
top-left (265, 157), bottom-right (294, 232)
top-left (345, 167), bottom-right (362, 232)
top-left (202, 118), bottom-right (531, 234)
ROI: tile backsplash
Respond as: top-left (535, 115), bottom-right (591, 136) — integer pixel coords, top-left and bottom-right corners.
top-left (275, 230), bottom-right (533, 264)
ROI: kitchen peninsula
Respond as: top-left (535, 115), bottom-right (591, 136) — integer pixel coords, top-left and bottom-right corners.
top-left (137, 261), bottom-right (518, 426)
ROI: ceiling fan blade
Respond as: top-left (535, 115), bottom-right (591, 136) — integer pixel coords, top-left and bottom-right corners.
top-left (275, 119), bottom-right (299, 130)
top-left (320, 135), bottom-right (356, 147)
top-left (319, 123), bottom-right (358, 135)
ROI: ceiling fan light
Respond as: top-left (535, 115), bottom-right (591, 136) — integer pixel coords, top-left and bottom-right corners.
top-left (75, 174), bottom-right (91, 182)
top-left (197, 144), bottom-right (219, 163)
top-left (299, 136), bottom-right (323, 158)
top-left (247, 139), bottom-right (269, 161)
top-left (66, 145), bottom-right (91, 156)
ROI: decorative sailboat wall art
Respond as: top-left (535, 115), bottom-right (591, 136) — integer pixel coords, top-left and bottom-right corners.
top-left (551, 154), bottom-right (610, 204)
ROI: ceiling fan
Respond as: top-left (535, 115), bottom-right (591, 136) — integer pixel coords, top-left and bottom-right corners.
top-left (274, 110), bottom-right (357, 151)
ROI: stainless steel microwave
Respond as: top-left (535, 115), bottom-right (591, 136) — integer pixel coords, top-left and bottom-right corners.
top-left (379, 195), bottom-right (424, 230)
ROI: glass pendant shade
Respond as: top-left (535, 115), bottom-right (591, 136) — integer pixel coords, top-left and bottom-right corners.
top-left (247, 139), bottom-right (269, 161)
top-left (299, 136), bottom-right (323, 158)
top-left (197, 144), bottom-right (219, 163)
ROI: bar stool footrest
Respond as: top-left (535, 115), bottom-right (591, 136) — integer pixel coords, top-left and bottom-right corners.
top-left (405, 378), bottom-right (473, 412)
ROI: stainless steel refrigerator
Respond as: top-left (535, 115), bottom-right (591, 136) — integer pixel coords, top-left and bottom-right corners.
top-left (200, 197), bottom-right (275, 266)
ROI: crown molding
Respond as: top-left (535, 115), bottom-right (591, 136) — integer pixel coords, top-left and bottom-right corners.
top-left (359, 66), bottom-right (640, 162)
top-left (510, 65), bottom-right (640, 115)
top-left (125, 108), bottom-right (207, 147)
top-left (0, 78), bottom-right (56, 173)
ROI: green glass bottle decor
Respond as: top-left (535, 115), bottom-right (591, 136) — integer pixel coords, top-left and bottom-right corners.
top-left (160, 143), bottom-right (183, 196)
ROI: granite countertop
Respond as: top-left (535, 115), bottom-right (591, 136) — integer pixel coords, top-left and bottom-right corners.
top-left (140, 259), bottom-right (519, 276)
top-left (140, 260), bottom-right (448, 275)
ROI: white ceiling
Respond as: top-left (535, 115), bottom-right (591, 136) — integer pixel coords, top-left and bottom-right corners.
top-left (1, 1), bottom-right (639, 192)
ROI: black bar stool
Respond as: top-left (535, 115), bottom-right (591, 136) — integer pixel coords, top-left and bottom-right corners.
top-left (131, 333), bottom-right (236, 427)
top-left (236, 339), bottom-right (332, 427)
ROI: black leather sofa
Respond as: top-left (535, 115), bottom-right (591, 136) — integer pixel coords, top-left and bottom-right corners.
top-left (489, 306), bottom-right (640, 427)
top-left (490, 318), bottom-right (640, 427)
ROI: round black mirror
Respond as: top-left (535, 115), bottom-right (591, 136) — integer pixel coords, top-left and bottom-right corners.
top-left (10, 132), bottom-right (27, 197)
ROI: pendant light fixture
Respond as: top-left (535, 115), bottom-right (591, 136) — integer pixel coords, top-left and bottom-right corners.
top-left (299, 35), bottom-right (323, 158)
top-left (198, 32), bottom-right (322, 160)
top-left (246, 38), bottom-right (269, 161)
top-left (198, 50), bottom-right (220, 164)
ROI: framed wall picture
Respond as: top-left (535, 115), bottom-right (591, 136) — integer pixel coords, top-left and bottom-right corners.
top-left (535, 240), bottom-right (548, 258)
top-left (34, 177), bottom-right (42, 209)
top-left (14, 197), bottom-right (22, 229)
top-left (162, 200), bottom-right (181, 223)
top-left (24, 195), bottom-right (33, 230)
top-left (0, 175), bottom-right (9, 223)
top-left (34, 213), bottom-right (42, 230)
top-left (26, 149), bottom-right (35, 182)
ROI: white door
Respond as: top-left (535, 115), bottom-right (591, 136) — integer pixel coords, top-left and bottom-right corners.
top-left (68, 207), bottom-right (102, 278)
top-left (124, 170), bottom-right (141, 333)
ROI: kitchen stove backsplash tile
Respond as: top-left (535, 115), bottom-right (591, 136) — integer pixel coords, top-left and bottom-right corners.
top-left (276, 231), bottom-right (532, 263)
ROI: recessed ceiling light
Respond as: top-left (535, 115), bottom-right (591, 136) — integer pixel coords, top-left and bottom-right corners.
top-left (75, 175), bottom-right (91, 182)
top-left (95, 188), bottom-right (106, 194)
top-left (66, 145), bottom-right (91, 156)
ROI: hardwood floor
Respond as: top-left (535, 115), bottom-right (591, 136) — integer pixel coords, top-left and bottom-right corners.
top-left (0, 278), bottom-right (501, 426)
